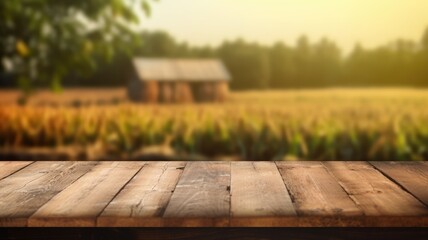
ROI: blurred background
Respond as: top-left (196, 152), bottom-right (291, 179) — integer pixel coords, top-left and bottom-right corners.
top-left (1, 0), bottom-right (428, 161)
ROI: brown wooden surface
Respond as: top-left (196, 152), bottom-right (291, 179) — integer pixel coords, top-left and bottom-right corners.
top-left (0, 161), bottom-right (97, 226)
top-left (162, 162), bottom-right (230, 226)
top-left (231, 162), bottom-right (295, 218)
top-left (370, 161), bottom-right (428, 206)
top-left (276, 161), bottom-right (362, 216)
top-left (0, 161), bottom-right (427, 227)
top-left (98, 162), bottom-right (186, 227)
top-left (0, 161), bottom-right (33, 180)
top-left (28, 162), bottom-right (144, 227)
top-left (323, 161), bottom-right (428, 216)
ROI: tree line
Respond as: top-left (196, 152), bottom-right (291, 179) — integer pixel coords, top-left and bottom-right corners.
top-left (81, 28), bottom-right (428, 90)
top-left (1, 0), bottom-right (427, 91)
top-left (0, 0), bottom-right (428, 90)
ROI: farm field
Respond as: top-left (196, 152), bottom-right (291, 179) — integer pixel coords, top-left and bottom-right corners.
top-left (1, 88), bottom-right (428, 161)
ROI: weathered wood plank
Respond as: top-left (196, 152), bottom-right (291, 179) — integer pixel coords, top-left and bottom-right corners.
top-left (323, 162), bottom-right (428, 216)
top-left (162, 162), bottom-right (230, 227)
top-left (98, 161), bottom-right (186, 227)
top-left (29, 161), bottom-right (144, 227)
top-left (0, 161), bottom-right (33, 180)
top-left (0, 161), bottom-right (427, 227)
top-left (0, 161), bottom-right (97, 227)
top-left (276, 161), bottom-right (362, 216)
top-left (370, 161), bottom-right (428, 206)
top-left (230, 162), bottom-right (296, 218)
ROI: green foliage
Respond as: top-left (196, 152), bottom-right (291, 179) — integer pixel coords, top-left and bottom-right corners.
top-left (0, 0), bottom-right (155, 93)
top-left (219, 40), bottom-right (270, 90)
top-left (138, 31), bottom-right (178, 57)
top-left (269, 42), bottom-right (296, 89)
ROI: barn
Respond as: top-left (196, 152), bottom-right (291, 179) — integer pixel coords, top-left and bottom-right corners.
top-left (128, 58), bottom-right (231, 103)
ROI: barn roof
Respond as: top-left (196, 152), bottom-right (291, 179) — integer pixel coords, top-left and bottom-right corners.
top-left (132, 58), bottom-right (231, 81)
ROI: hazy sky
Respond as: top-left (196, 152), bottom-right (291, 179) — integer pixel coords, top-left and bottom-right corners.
top-left (142, 0), bottom-right (428, 52)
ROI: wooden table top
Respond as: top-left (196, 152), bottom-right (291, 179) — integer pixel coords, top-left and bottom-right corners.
top-left (0, 161), bottom-right (427, 227)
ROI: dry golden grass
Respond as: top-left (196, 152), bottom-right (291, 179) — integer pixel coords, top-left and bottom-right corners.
top-left (1, 88), bottom-right (427, 161)
top-left (0, 88), bottom-right (127, 106)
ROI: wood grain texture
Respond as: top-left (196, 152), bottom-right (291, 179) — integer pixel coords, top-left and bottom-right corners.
top-left (0, 161), bottom-right (427, 227)
top-left (98, 161), bottom-right (186, 227)
top-left (0, 161), bottom-right (96, 226)
top-left (324, 161), bottom-right (428, 216)
top-left (29, 161), bottom-right (144, 227)
top-left (370, 161), bottom-right (428, 206)
top-left (0, 161), bottom-right (33, 180)
top-left (276, 161), bottom-right (362, 216)
top-left (231, 162), bottom-right (296, 218)
top-left (162, 162), bottom-right (230, 226)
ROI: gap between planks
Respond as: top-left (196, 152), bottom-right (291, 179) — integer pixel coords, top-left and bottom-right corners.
top-left (28, 162), bottom-right (145, 227)
top-left (0, 161), bottom-right (98, 227)
top-left (322, 161), bottom-right (428, 216)
top-left (0, 161), bottom-right (34, 180)
top-left (97, 162), bottom-right (187, 227)
top-left (0, 161), bottom-right (427, 227)
top-left (369, 161), bottom-right (428, 207)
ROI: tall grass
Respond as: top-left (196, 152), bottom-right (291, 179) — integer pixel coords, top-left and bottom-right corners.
top-left (1, 89), bottom-right (427, 160)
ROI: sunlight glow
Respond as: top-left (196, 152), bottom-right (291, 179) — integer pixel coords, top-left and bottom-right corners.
top-left (142, 0), bottom-right (428, 51)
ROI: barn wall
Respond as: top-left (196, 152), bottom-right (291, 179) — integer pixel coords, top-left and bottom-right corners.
top-left (174, 82), bottom-right (193, 103)
top-left (159, 82), bottom-right (174, 103)
top-left (202, 82), bottom-right (215, 102)
top-left (190, 83), bottom-right (202, 102)
top-left (128, 79), bottom-right (229, 103)
top-left (191, 81), bottom-right (229, 102)
top-left (142, 81), bottom-right (159, 103)
top-left (190, 82), bottom-right (215, 102)
top-left (214, 81), bottom-right (229, 102)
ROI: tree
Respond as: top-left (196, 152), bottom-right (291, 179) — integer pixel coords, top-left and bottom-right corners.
top-left (418, 26), bottom-right (428, 86)
top-left (387, 39), bottom-right (417, 86)
top-left (345, 43), bottom-right (369, 86)
top-left (0, 0), bottom-right (155, 94)
top-left (219, 40), bottom-right (270, 90)
top-left (138, 31), bottom-right (177, 57)
top-left (294, 35), bottom-right (313, 88)
top-left (312, 38), bottom-right (342, 87)
top-left (269, 42), bottom-right (296, 89)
